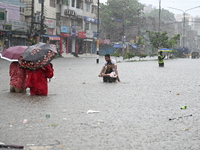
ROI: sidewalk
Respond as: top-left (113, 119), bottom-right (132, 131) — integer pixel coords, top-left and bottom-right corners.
top-left (61, 53), bottom-right (98, 58)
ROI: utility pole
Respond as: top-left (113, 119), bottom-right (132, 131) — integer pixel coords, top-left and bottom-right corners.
top-left (40, 0), bottom-right (45, 41)
top-left (96, 0), bottom-right (100, 64)
top-left (158, 0), bottom-right (161, 32)
top-left (30, 0), bottom-right (34, 37)
top-left (122, 2), bottom-right (126, 57)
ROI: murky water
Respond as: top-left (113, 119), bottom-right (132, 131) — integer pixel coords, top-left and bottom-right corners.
top-left (0, 56), bottom-right (199, 150)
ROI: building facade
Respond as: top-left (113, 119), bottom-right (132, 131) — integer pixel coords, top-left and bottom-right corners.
top-left (57, 0), bottom-right (98, 54)
top-left (0, 0), bottom-right (27, 52)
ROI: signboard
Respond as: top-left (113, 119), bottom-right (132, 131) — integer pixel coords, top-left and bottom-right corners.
top-left (78, 31), bottom-right (86, 38)
top-left (61, 26), bottom-right (69, 33)
top-left (86, 30), bottom-right (93, 38)
top-left (0, 12), bottom-right (4, 20)
top-left (11, 21), bottom-right (27, 32)
top-left (44, 19), bottom-right (56, 28)
top-left (122, 36), bottom-right (126, 42)
top-left (71, 25), bottom-right (76, 37)
top-left (100, 39), bottom-right (111, 44)
top-left (5, 24), bottom-right (12, 30)
top-left (84, 16), bottom-right (99, 24)
top-left (60, 33), bottom-right (71, 37)
top-left (0, 8), bottom-right (6, 25)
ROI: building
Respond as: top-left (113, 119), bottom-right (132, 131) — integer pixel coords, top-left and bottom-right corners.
top-left (57, 0), bottom-right (98, 54)
top-left (24, 0), bottom-right (58, 44)
top-left (0, 0), bottom-right (27, 51)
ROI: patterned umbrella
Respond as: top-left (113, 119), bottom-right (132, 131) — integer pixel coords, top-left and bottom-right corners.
top-left (18, 42), bottom-right (57, 70)
top-left (0, 46), bottom-right (28, 61)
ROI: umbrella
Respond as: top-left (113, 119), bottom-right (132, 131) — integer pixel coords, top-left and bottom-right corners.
top-left (158, 48), bottom-right (172, 52)
top-left (18, 42), bottom-right (57, 70)
top-left (0, 46), bottom-right (28, 61)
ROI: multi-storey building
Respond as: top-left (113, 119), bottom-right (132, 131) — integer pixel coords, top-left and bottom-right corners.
top-left (57, 0), bottom-right (98, 54)
top-left (24, 0), bottom-right (58, 44)
top-left (0, 0), bottom-right (27, 51)
top-left (0, 0), bottom-right (99, 54)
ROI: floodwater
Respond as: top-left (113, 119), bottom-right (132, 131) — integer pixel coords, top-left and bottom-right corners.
top-left (0, 56), bottom-right (199, 150)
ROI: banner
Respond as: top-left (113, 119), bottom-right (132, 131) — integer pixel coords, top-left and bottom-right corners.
top-left (78, 31), bottom-right (86, 38)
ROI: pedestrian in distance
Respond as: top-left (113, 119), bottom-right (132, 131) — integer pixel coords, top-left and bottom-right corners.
top-left (98, 54), bottom-right (120, 83)
top-left (9, 62), bottom-right (27, 93)
top-left (26, 63), bottom-right (54, 96)
top-left (158, 51), bottom-right (166, 67)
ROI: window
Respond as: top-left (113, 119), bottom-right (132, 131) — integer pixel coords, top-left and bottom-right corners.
top-left (50, 0), bottom-right (56, 7)
top-left (62, 0), bottom-right (70, 6)
top-left (76, 0), bottom-right (82, 9)
top-left (85, 23), bottom-right (89, 30)
top-left (91, 5), bottom-right (96, 13)
top-left (86, 3), bottom-right (90, 12)
top-left (20, 7), bottom-right (24, 13)
top-left (72, 0), bottom-right (75, 7)
top-left (91, 23), bottom-right (97, 32)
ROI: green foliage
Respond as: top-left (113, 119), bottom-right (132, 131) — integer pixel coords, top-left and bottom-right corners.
top-left (135, 36), bottom-right (145, 47)
top-left (123, 51), bottom-right (135, 60)
top-left (111, 52), bottom-right (121, 57)
top-left (100, 0), bottom-right (144, 40)
top-left (172, 50), bottom-right (178, 53)
top-left (146, 31), bottom-right (180, 49)
top-left (150, 53), bottom-right (157, 57)
top-left (144, 8), bottom-right (175, 22)
top-left (139, 53), bottom-right (147, 58)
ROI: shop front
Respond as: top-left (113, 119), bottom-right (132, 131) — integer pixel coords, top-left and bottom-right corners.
top-left (60, 32), bottom-right (71, 54)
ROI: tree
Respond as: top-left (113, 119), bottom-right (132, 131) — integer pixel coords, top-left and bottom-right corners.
top-left (99, 0), bottom-right (144, 41)
top-left (146, 31), bottom-right (180, 49)
top-left (144, 8), bottom-right (175, 22)
top-left (135, 36), bottom-right (145, 48)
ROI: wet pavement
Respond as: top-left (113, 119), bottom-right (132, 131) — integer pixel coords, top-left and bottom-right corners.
top-left (0, 55), bottom-right (199, 150)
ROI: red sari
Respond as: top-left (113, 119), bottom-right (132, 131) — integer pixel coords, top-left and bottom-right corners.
top-left (26, 63), bottom-right (54, 96)
top-left (10, 62), bottom-right (26, 89)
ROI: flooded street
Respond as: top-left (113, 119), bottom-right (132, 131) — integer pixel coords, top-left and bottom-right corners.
top-left (0, 56), bottom-right (199, 150)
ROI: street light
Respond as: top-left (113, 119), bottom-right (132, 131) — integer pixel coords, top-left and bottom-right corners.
top-left (169, 6), bottom-right (200, 53)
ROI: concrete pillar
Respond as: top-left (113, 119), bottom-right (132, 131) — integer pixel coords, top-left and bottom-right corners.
top-left (72, 38), bottom-right (75, 53)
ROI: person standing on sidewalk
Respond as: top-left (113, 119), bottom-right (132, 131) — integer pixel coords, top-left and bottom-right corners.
top-left (158, 51), bottom-right (166, 67)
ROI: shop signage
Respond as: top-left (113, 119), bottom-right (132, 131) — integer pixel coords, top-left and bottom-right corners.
top-left (61, 26), bottom-right (69, 33)
top-left (11, 21), bottom-right (27, 31)
top-left (100, 39), bottom-right (111, 44)
top-left (86, 30), bottom-right (93, 38)
top-left (4, 24), bottom-right (12, 30)
top-left (60, 33), bottom-right (71, 37)
top-left (71, 25), bottom-right (76, 37)
top-left (78, 31), bottom-right (86, 38)
top-left (84, 16), bottom-right (99, 24)
top-left (44, 19), bottom-right (56, 28)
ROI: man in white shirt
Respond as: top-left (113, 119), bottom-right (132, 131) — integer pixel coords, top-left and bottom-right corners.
top-left (98, 54), bottom-right (118, 77)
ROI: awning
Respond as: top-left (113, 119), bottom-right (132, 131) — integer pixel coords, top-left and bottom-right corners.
top-left (113, 44), bottom-right (123, 48)
top-left (129, 43), bottom-right (138, 49)
top-left (41, 35), bottom-right (60, 40)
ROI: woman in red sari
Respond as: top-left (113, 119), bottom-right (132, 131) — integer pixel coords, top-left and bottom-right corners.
top-left (9, 62), bottom-right (26, 93)
top-left (26, 63), bottom-right (54, 96)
